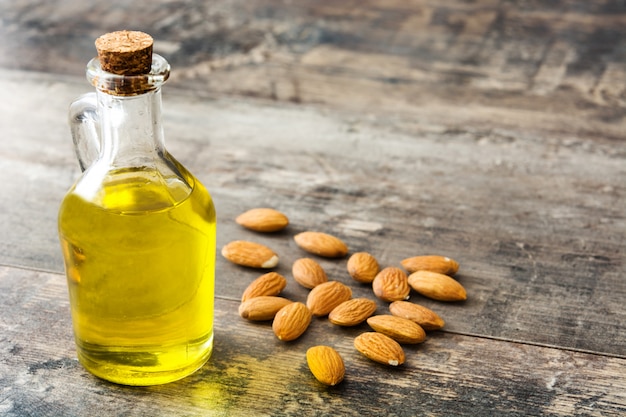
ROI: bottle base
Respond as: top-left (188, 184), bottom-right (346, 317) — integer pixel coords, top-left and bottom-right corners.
top-left (75, 333), bottom-right (213, 386)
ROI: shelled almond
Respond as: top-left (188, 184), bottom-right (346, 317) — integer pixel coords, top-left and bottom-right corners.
top-left (292, 258), bottom-right (328, 289)
top-left (354, 332), bottom-right (405, 366)
top-left (401, 255), bottom-right (459, 275)
top-left (238, 296), bottom-right (292, 321)
top-left (272, 302), bottom-right (312, 341)
top-left (389, 300), bottom-right (445, 331)
top-left (306, 281), bottom-right (353, 317)
top-left (372, 267), bottom-right (410, 302)
top-left (366, 315), bottom-right (426, 344)
top-left (236, 208), bottom-right (289, 232)
top-left (221, 240), bottom-right (279, 268)
top-left (241, 272), bottom-right (287, 302)
top-left (294, 231), bottom-right (349, 258)
top-left (328, 298), bottom-right (377, 326)
top-left (306, 346), bottom-right (345, 386)
top-left (347, 252), bottom-right (380, 283)
top-left (408, 270), bottom-right (467, 301)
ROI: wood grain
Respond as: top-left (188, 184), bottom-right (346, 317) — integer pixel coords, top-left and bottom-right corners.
top-left (1, 266), bottom-right (624, 417)
top-left (1, 70), bottom-right (624, 358)
top-left (0, 0), bottom-right (625, 415)
top-left (3, 1), bottom-right (626, 120)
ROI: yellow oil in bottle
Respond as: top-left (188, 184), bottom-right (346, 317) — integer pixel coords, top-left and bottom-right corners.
top-left (58, 166), bottom-right (215, 386)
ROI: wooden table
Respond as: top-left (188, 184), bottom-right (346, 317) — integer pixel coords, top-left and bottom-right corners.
top-left (1, 1), bottom-right (625, 416)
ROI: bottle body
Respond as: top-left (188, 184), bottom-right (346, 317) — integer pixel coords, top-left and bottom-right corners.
top-left (60, 49), bottom-right (215, 385)
top-left (59, 162), bottom-right (215, 385)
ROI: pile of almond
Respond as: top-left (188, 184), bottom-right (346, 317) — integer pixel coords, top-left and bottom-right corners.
top-left (223, 207), bottom-right (467, 386)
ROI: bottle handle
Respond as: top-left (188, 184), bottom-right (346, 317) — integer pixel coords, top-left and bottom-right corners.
top-left (68, 93), bottom-right (100, 172)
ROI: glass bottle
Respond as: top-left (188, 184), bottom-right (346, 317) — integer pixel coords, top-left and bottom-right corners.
top-left (58, 31), bottom-right (216, 386)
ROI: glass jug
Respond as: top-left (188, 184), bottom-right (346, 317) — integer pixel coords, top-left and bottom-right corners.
top-left (58, 31), bottom-right (216, 386)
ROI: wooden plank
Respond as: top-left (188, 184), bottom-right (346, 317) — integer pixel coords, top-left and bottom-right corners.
top-left (1, 266), bottom-right (625, 416)
top-left (3, 0), bottom-right (626, 119)
top-left (0, 70), bottom-right (624, 359)
top-left (1, 3), bottom-right (625, 414)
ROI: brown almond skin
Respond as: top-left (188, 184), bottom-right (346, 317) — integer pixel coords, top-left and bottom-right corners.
top-left (401, 255), bottom-right (459, 275)
top-left (367, 315), bottom-right (426, 344)
top-left (389, 301), bottom-right (445, 331)
top-left (241, 272), bottom-right (287, 302)
top-left (306, 281), bottom-right (353, 316)
top-left (292, 258), bottom-right (328, 289)
top-left (294, 232), bottom-right (349, 258)
top-left (238, 296), bottom-right (292, 321)
top-left (354, 332), bottom-right (405, 366)
top-left (272, 302), bottom-right (312, 341)
top-left (236, 208), bottom-right (289, 232)
top-left (306, 346), bottom-right (345, 386)
top-left (408, 270), bottom-right (467, 301)
top-left (372, 267), bottom-right (410, 302)
top-left (221, 240), bottom-right (279, 268)
top-left (347, 252), bottom-right (380, 283)
top-left (328, 298), bottom-right (377, 326)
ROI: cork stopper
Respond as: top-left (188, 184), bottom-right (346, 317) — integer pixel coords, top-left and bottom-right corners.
top-left (95, 30), bottom-right (153, 75)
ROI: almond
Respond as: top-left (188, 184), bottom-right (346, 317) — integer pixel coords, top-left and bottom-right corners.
top-left (354, 332), bottom-right (405, 366)
top-left (272, 302), bottom-right (312, 341)
top-left (328, 298), bottom-right (377, 326)
top-left (347, 252), bottom-right (380, 283)
top-left (306, 346), bottom-right (345, 386)
top-left (389, 301), bottom-right (445, 331)
top-left (292, 258), bottom-right (328, 289)
top-left (367, 315), bottom-right (426, 344)
top-left (408, 270), bottom-right (467, 301)
top-left (236, 208), bottom-right (289, 232)
top-left (241, 272), bottom-right (287, 302)
top-left (238, 296), bottom-right (292, 321)
top-left (372, 267), bottom-right (410, 302)
top-left (306, 281), bottom-right (352, 317)
top-left (294, 231), bottom-right (348, 258)
top-left (401, 255), bottom-right (459, 275)
top-left (221, 240), bottom-right (279, 269)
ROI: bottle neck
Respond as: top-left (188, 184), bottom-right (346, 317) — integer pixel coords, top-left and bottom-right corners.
top-left (72, 53), bottom-right (193, 208)
top-left (97, 87), bottom-right (165, 168)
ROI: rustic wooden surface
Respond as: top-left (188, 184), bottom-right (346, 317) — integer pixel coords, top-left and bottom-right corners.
top-left (1, 1), bottom-right (625, 416)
